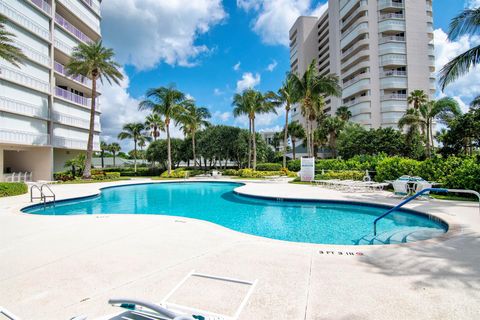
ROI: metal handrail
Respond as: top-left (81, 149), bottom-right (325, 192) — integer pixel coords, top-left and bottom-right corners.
top-left (30, 183), bottom-right (56, 208)
top-left (30, 184), bottom-right (43, 202)
top-left (374, 188), bottom-right (480, 235)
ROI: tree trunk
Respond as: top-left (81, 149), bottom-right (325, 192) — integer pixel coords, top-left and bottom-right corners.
top-left (248, 118), bottom-right (252, 169)
top-left (166, 118), bottom-right (172, 175)
top-left (134, 138), bottom-right (137, 173)
top-left (310, 120), bottom-right (315, 158)
top-left (101, 151), bottom-right (104, 168)
top-left (83, 76), bottom-right (97, 179)
top-left (283, 107), bottom-right (289, 168)
top-left (192, 132), bottom-right (197, 170)
top-left (113, 152), bottom-right (116, 167)
top-left (252, 118), bottom-right (257, 170)
top-left (292, 139), bottom-right (296, 160)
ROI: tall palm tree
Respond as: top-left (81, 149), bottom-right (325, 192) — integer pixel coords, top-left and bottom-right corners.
top-left (335, 106), bottom-right (352, 121)
top-left (67, 41), bottom-right (123, 179)
top-left (400, 97), bottom-right (461, 157)
top-left (118, 123), bottom-right (146, 173)
top-left (407, 90), bottom-right (429, 110)
top-left (139, 85), bottom-right (187, 175)
top-left (177, 101), bottom-right (211, 169)
top-left (99, 141), bottom-right (108, 168)
top-left (268, 73), bottom-right (299, 168)
top-left (145, 113), bottom-right (165, 141)
top-left (108, 142), bottom-right (121, 167)
top-left (439, 6), bottom-right (480, 90)
top-left (233, 89), bottom-right (276, 170)
top-left (287, 121), bottom-right (305, 160)
top-left (232, 91), bottom-right (253, 168)
top-left (0, 14), bottom-right (27, 67)
top-left (291, 60), bottom-right (341, 157)
top-left (323, 116), bottom-right (345, 158)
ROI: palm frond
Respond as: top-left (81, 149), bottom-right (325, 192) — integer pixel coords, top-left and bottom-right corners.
top-left (439, 44), bottom-right (480, 90)
top-left (448, 8), bottom-right (480, 40)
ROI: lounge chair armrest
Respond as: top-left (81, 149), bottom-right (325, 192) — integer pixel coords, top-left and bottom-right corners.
top-left (108, 298), bottom-right (193, 320)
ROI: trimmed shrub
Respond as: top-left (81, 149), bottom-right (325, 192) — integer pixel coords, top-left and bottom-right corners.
top-left (287, 160), bottom-right (301, 172)
top-left (160, 168), bottom-right (188, 178)
top-left (256, 163), bottom-right (282, 171)
top-left (222, 169), bottom-right (239, 176)
top-left (54, 171), bottom-right (74, 182)
top-left (375, 157), bottom-right (422, 182)
top-left (315, 170), bottom-right (365, 181)
top-left (0, 183), bottom-right (28, 197)
top-left (444, 158), bottom-right (480, 191)
top-left (105, 172), bottom-right (121, 179)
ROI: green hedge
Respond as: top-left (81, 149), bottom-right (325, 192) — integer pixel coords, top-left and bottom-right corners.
top-left (102, 167), bottom-right (164, 177)
top-left (0, 183), bottom-right (28, 197)
top-left (256, 163), bottom-right (283, 171)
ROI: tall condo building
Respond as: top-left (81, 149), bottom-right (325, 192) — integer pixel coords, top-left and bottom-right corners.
top-left (289, 0), bottom-right (435, 129)
top-left (0, 0), bottom-right (102, 181)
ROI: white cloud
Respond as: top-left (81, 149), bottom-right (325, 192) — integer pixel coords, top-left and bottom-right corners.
top-left (213, 111), bottom-right (231, 122)
top-left (101, 0), bottom-right (226, 70)
top-left (237, 0), bottom-right (328, 46)
top-left (233, 62), bottom-right (241, 71)
top-left (266, 59), bottom-right (278, 71)
top-left (233, 107), bottom-right (284, 129)
top-left (467, 0), bottom-right (480, 8)
top-left (434, 28), bottom-right (480, 105)
top-left (236, 72), bottom-right (261, 92)
top-left (213, 88), bottom-right (224, 96)
top-left (258, 125), bottom-right (283, 132)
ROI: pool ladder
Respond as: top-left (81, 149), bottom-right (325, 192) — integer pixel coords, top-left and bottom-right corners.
top-left (373, 188), bottom-right (480, 236)
top-left (30, 183), bottom-right (56, 208)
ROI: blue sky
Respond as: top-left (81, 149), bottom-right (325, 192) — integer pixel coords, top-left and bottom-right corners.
top-left (98, 0), bottom-right (480, 149)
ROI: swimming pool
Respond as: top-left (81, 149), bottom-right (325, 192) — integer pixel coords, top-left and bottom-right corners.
top-left (23, 182), bottom-right (447, 245)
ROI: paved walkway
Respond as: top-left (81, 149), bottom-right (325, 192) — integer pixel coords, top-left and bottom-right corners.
top-left (0, 179), bottom-right (479, 319)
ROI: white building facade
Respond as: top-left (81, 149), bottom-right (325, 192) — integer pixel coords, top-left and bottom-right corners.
top-left (0, 0), bottom-right (102, 181)
top-left (289, 0), bottom-right (435, 129)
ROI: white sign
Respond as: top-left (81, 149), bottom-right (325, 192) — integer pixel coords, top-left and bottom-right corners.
top-left (300, 157), bottom-right (315, 182)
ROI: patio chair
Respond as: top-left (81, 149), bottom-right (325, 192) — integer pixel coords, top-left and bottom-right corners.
top-left (415, 180), bottom-right (432, 197)
top-left (392, 180), bottom-right (408, 197)
top-left (211, 170), bottom-right (222, 179)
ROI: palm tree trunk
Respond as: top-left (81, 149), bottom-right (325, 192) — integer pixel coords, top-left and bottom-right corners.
top-left (248, 118), bottom-right (252, 168)
top-left (101, 151), bottom-right (104, 168)
top-left (83, 77), bottom-right (97, 179)
top-left (426, 120), bottom-right (431, 158)
top-left (310, 120), bottom-right (315, 158)
top-left (252, 118), bottom-right (257, 170)
top-left (429, 119), bottom-right (434, 155)
top-left (134, 138), bottom-right (137, 173)
top-left (192, 132), bottom-right (197, 170)
top-left (283, 107), bottom-right (289, 168)
top-left (292, 139), bottom-right (296, 160)
top-left (166, 119), bottom-right (172, 175)
top-left (113, 152), bottom-right (116, 167)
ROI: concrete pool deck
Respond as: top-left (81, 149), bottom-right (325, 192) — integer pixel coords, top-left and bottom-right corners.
top-left (0, 178), bottom-right (479, 319)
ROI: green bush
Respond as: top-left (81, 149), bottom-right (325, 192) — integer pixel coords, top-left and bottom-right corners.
top-left (102, 167), bottom-right (164, 176)
top-left (375, 157), bottom-right (422, 182)
top-left (236, 169), bottom-right (287, 178)
top-left (54, 171), bottom-right (74, 182)
top-left (222, 169), bottom-right (239, 176)
top-left (0, 183), bottom-right (28, 197)
top-left (444, 158), bottom-right (480, 191)
top-left (315, 170), bottom-right (365, 181)
top-left (287, 160), bottom-right (300, 172)
top-left (105, 172), bottom-right (121, 179)
top-left (160, 168), bottom-right (188, 178)
top-left (256, 163), bottom-right (282, 171)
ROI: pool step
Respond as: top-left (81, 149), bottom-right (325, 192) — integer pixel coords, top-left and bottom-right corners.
top-left (357, 227), bottom-right (445, 245)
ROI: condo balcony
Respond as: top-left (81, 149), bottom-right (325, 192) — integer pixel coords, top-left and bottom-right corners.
top-left (29, 0), bottom-right (51, 15)
top-left (0, 128), bottom-right (49, 146)
top-left (57, 0), bottom-right (101, 35)
top-left (343, 94), bottom-right (371, 107)
top-left (52, 111), bottom-right (101, 131)
top-left (380, 93), bottom-right (407, 100)
top-left (0, 1), bottom-right (50, 41)
top-left (380, 70), bottom-right (407, 77)
top-left (378, 19), bottom-right (406, 33)
top-left (54, 61), bottom-right (92, 87)
top-left (380, 77), bottom-right (408, 89)
top-left (379, 35), bottom-right (405, 44)
top-left (380, 54), bottom-right (406, 66)
top-left (343, 78), bottom-right (371, 98)
top-left (53, 136), bottom-right (100, 151)
top-left (379, 42), bottom-right (406, 55)
top-left (0, 64), bottom-right (50, 93)
top-left (80, 0), bottom-right (101, 16)
top-left (340, 22), bottom-right (369, 49)
top-left (55, 86), bottom-right (98, 110)
top-left (14, 40), bottom-right (51, 67)
top-left (0, 96), bottom-right (49, 119)
top-left (378, 0), bottom-right (404, 10)
top-left (379, 13), bottom-right (404, 21)
top-left (341, 0), bottom-right (368, 28)
top-left (55, 13), bottom-right (94, 44)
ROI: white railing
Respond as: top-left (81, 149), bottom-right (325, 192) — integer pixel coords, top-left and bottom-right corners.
top-left (380, 70), bottom-right (407, 77)
top-left (54, 61), bottom-right (92, 87)
top-left (379, 13), bottom-right (404, 21)
top-left (341, 0), bottom-right (368, 26)
top-left (0, 65), bottom-right (50, 93)
top-left (379, 36), bottom-right (405, 44)
top-left (378, 0), bottom-right (404, 10)
top-left (0, 1), bottom-right (50, 40)
top-left (381, 54), bottom-right (407, 66)
top-left (0, 128), bottom-right (49, 145)
top-left (29, 0), bottom-right (51, 15)
top-left (344, 95), bottom-right (371, 106)
top-left (53, 136), bottom-right (100, 150)
top-left (57, 0), bottom-right (100, 34)
top-left (80, 0), bottom-right (101, 16)
top-left (340, 22), bottom-right (369, 48)
top-left (381, 93), bottom-right (407, 100)
top-left (54, 38), bottom-right (74, 56)
top-left (0, 96), bottom-right (48, 118)
top-left (341, 37), bottom-right (368, 58)
top-left (52, 111), bottom-right (100, 131)
top-left (343, 72), bottom-right (369, 87)
top-left (55, 86), bottom-right (89, 107)
top-left (55, 13), bottom-right (93, 44)
top-left (14, 41), bottom-right (50, 67)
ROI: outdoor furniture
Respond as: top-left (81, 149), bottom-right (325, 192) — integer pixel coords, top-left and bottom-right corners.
top-left (211, 170), bottom-right (222, 178)
top-left (392, 180), bottom-right (409, 197)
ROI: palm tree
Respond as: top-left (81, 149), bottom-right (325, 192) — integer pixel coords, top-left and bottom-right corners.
top-left (118, 123), bottom-right (146, 173)
top-left (66, 41), bottom-right (123, 179)
top-left (145, 113), bottom-right (165, 141)
top-left (268, 73), bottom-right (299, 168)
top-left (0, 14), bottom-right (27, 67)
top-left (99, 141), bottom-right (108, 168)
top-left (139, 85), bottom-right (187, 175)
top-left (233, 89), bottom-right (276, 170)
top-left (177, 101), bottom-right (211, 169)
top-left (291, 60), bottom-right (341, 157)
top-left (471, 95), bottom-right (480, 109)
top-left (323, 116), bottom-right (345, 158)
top-left (439, 6), bottom-right (480, 90)
top-left (335, 106), bottom-right (352, 121)
top-left (108, 142), bottom-right (121, 167)
top-left (400, 97), bottom-right (461, 157)
top-left (287, 121), bottom-right (305, 160)
top-left (232, 91), bottom-right (253, 168)
top-left (407, 90), bottom-right (429, 110)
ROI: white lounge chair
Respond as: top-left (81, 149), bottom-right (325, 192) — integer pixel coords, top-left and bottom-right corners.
top-left (392, 180), bottom-right (408, 197)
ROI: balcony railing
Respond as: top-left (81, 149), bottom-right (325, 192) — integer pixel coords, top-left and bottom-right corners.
top-left (381, 70), bottom-right (407, 77)
top-left (379, 36), bottom-right (405, 43)
top-left (53, 136), bottom-right (100, 150)
top-left (0, 128), bottom-right (49, 146)
top-left (14, 41), bottom-right (50, 67)
top-left (378, 0), bottom-right (404, 10)
top-left (0, 65), bottom-right (50, 93)
top-left (0, 96), bottom-right (48, 118)
top-left (55, 13), bottom-right (93, 44)
top-left (343, 72), bottom-right (369, 87)
top-left (381, 93), bottom-right (407, 100)
top-left (344, 95), bottom-right (371, 106)
top-left (54, 38), bottom-right (74, 56)
top-left (0, 1), bottom-right (50, 40)
top-left (54, 61), bottom-right (92, 87)
top-left (52, 111), bottom-right (100, 131)
top-left (55, 86), bottom-right (90, 107)
top-left (30, 0), bottom-right (51, 15)
top-left (379, 13), bottom-right (404, 21)
top-left (80, 0), bottom-right (101, 16)
top-left (57, 0), bottom-right (100, 34)
top-left (341, 37), bottom-right (368, 58)
top-left (341, 0), bottom-right (368, 26)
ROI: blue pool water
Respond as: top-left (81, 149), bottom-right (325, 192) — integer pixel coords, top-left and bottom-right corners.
top-left (23, 182), bottom-right (447, 245)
